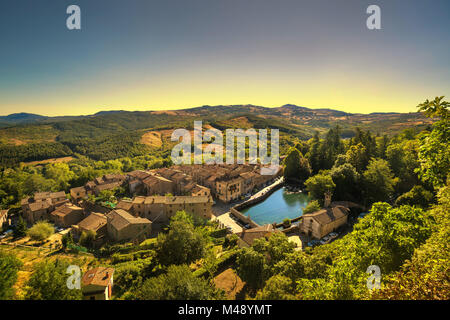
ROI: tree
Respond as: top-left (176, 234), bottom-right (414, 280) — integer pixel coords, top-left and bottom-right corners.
top-left (236, 247), bottom-right (266, 290)
top-left (27, 221), bottom-right (54, 241)
top-left (416, 96), bottom-right (450, 189)
top-left (156, 214), bottom-right (208, 266)
top-left (363, 158), bottom-right (398, 204)
top-left (395, 185), bottom-right (434, 208)
top-left (62, 231), bottom-right (74, 249)
top-left (24, 259), bottom-right (82, 300)
top-left (372, 185), bottom-right (449, 300)
top-left (44, 163), bottom-right (75, 191)
top-left (386, 140), bottom-right (420, 193)
top-left (135, 265), bottom-right (222, 300)
top-left (0, 250), bottom-right (22, 299)
top-left (306, 131), bottom-right (321, 173)
top-left (79, 230), bottom-right (96, 248)
top-left (304, 172), bottom-right (335, 205)
top-left (303, 200), bottom-right (321, 214)
top-left (345, 143), bottom-right (368, 173)
top-left (256, 275), bottom-right (297, 300)
top-left (13, 216), bottom-right (28, 239)
top-left (330, 163), bottom-right (361, 201)
top-left (283, 147), bottom-right (311, 183)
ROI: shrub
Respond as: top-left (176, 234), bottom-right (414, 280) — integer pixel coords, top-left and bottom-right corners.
top-left (27, 221), bottom-right (54, 241)
top-left (303, 200), bottom-right (321, 214)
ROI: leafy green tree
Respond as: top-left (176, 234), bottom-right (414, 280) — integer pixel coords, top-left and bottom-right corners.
top-left (156, 213), bottom-right (208, 266)
top-left (0, 250), bottom-right (23, 299)
top-left (44, 163), bottom-right (75, 191)
top-left (363, 158), bottom-right (398, 204)
top-left (79, 230), bottom-right (96, 248)
top-left (330, 163), bottom-right (361, 201)
top-left (416, 96), bottom-right (450, 189)
top-left (306, 131), bottom-right (321, 173)
top-left (318, 126), bottom-right (344, 170)
top-left (61, 231), bottom-right (74, 249)
top-left (395, 185), bottom-right (434, 208)
top-left (263, 232), bottom-right (295, 267)
top-left (345, 143), bottom-right (368, 173)
top-left (24, 259), bottom-right (82, 300)
top-left (305, 172), bottom-right (335, 205)
top-left (283, 147), bottom-right (311, 183)
top-left (135, 265), bottom-right (222, 300)
top-left (386, 140), bottom-right (420, 193)
top-left (13, 216), bottom-right (28, 239)
top-left (256, 275), bottom-right (297, 300)
top-left (27, 221), bottom-right (54, 241)
top-left (303, 200), bottom-right (321, 214)
top-left (372, 184), bottom-right (449, 300)
top-left (97, 189), bottom-right (115, 203)
top-left (236, 247), bottom-right (266, 290)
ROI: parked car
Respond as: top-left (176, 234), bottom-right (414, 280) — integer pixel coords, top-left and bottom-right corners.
top-left (329, 232), bottom-right (338, 239)
top-left (307, 240), bottom-right (320, 247)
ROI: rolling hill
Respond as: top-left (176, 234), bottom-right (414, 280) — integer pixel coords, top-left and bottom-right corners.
top-left (0, 104), bottom-right (434, 167)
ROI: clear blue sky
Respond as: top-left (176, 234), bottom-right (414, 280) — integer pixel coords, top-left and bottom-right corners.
top-left (0, 0), bottom-right (449, 115)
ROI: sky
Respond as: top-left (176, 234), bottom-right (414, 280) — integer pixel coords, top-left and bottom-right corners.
top-left (0, 0), bottom-right (449, 116)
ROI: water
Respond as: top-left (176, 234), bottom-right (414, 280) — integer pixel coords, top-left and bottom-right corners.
top-left (240, 187), bottom-right (310, 225)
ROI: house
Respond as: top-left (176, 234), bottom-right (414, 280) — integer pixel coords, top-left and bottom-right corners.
top-left (164, 196), bottom-right (213, 220)
top-left (300, 205), bottom-right (349, 239)
top-left (106, 209), bottom-right (152, 243)
top-left (72, 212), bottom-right (107, 241)
top-left (70, 174), bottom-right (126, 201)
top-left (21, 192), bottom-right (69, 224)
top-left (142, 175), bottom-right (174, 196)
top-left (70, 186), bottom-right (87, 202)
top-left (235, 224), bottom-right (279, 247)
top-left (116, 195), bottom-right (213, 223)
top-left (81, 267), bottom-right (114, 300)
top-left (93, 181), bottom-right (122, 196)
top-left (50, 204), bottom-right (85, 228)
top-left (34, 191), bottom-right (67, 204)
top-left (215, 176), bottom-right (244, 202)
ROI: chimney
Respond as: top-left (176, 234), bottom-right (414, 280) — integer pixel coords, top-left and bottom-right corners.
top-left (324, 191), bottom-right (332, 208)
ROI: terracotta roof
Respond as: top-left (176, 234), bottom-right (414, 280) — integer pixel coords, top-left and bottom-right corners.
top-left (236, 224), bottom-right (278, 246)
top-left (70, 186), bottom-right (86, 193)
top-left (304, 206), bottom-right (349, 225)
top-left (34, 191), bottom-right (65, 200)
top-left (143, 196), bottom-right (166, 205)
top-left (103, 174), bottom-right (125, 181)
top-left (51, 204), bottom-right (83, 217)
top-left (127, 170), bottom-right (152, 180)
top-left (116, 200), bottom-right (133, 211)
top-left (142, 175), bottom-right (172, 186)
top-left (166, 196), bottom-right (211, 204)
top-left (77, 213), bottom-right (107, 232)
top-left (107, 209), bottom-right (151, 231)
top-left (28, 199), bottom-right (52, 212)
top-left (94, 181), bottom-right (121, 192)
top-left (82, 267), bottom-right (114, 287)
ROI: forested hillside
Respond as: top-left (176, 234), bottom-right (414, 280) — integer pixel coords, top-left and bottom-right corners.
top-left (0, 105), bottom-right (433, 167)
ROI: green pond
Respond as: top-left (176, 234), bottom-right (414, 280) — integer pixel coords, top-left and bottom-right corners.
top-left (240, 187), bottom-right (310, 225)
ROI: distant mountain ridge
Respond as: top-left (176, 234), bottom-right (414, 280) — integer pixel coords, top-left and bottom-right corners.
top-left (0, 104), bottom-right (419, 123)
top-left (0, 112), bottom-right (48, 122)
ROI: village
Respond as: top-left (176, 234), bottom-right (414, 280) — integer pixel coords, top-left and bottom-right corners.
top-left (0, 162), bottom-right (362, 300)
top-left (1, 161), bottom-right (362, 249)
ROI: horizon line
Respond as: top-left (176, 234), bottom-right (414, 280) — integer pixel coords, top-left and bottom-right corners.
top-left (0, 103), bottom-right (418, 118)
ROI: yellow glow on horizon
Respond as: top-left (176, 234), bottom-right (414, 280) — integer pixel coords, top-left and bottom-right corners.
top-left (1, 65), bottom-right (447, 116)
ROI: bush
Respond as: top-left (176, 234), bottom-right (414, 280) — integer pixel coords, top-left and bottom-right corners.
top-left (27, 221), bottom-right (54, 241)
top-left (303, 200), bottom-right (321, 214)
